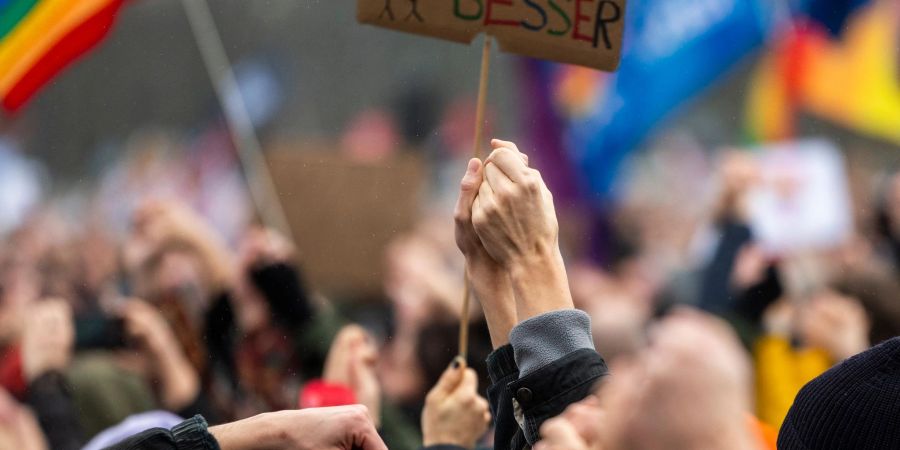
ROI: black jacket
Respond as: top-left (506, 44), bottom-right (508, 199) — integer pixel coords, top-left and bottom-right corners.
top-left (103, 415), bottom-right (218, 450)
top-left (423, 343), bottom-right (607, 450)
top-left (486, 344), bottom-right (607, 449)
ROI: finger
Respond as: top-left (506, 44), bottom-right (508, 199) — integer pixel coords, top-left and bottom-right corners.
top-left (432, 356), bottom-right (467, 395)
top-left (454, 159), bottom-right (484, 224)
top-left (485, 147), bottom-right (528, 184)
top-left (491, 139), bottom-right (530, 167)
top-left (477, 171), bottom-right (496, 206)
top-left (456, 368), bottom-right (479, 394)
top-left (491, 139), bottom-right (521, 153)
top-left (484, 160), bottom-right (517, 194)
top-left (355, 417), bottom-right (389, 450)
top-left (540, 417), bottom-right (586, 450)
top-left (475, 396), bottom-right (489, 412)
top-left (349, 352), bottom-right (369, 390)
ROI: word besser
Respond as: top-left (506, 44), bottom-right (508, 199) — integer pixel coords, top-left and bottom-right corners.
top-left (455, 0), bottom-right (621, 50)
top-left (377, 0), bottom-right (622, 50)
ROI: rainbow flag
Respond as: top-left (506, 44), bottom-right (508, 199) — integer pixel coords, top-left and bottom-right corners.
top-left (745, 0), bottom-right (900, 145)
top-left (0, 0), bottom-right (127, 112)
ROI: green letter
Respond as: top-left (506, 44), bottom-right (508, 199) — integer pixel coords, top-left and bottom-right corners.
top-left (547, 0), bottom-right (571, 36)
top-left (454, 0), bottom-right (483, 21)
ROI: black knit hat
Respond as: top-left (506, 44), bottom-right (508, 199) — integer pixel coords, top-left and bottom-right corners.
top-left (778, 337), bottom-right (900, 449)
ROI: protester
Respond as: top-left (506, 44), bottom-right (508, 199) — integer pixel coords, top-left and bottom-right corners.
top-left (455, 140), bottom-right (608, 448)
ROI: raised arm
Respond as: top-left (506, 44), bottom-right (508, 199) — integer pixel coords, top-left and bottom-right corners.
top-left (469, 139), bottom-right (608, 448)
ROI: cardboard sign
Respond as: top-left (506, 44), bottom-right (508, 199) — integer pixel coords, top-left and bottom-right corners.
top-left (358, 0), bottom-right (626, 71)
top-left (266, 145), bottom-right (425, 298)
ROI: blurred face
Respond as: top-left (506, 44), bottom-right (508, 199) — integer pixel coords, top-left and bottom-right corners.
top-left (138, 248), bottom-right (212, 321)
top-left (596, 311), bottom-right (756, 450)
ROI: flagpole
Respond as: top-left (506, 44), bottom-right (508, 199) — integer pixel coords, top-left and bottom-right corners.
top-left (180, 0), bottom-right (294, 242)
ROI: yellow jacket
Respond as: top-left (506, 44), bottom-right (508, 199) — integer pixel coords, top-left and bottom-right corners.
top-left (754, 335), bottom-right (832, 429)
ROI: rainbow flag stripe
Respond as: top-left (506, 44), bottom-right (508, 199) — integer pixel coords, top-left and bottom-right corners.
top-left (745, 1), bottom-right (900, 145)
top-left (0, 0), bottom-right (126, 112)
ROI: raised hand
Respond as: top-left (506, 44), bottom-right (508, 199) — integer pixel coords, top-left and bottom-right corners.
top-left (799, 291), bottom-right (870, 361)
top-left (422, 359), bottom-right (491, 449)
top-left (121, 299), bottom-right (199, 411)
top-left (454, 158), bottom-right (516, 347)
top-left (472, 139), bottom-right (558, 269)
top-left (21, 299), bottom-right (74, 382)
top-left (125, 199), bottom-right (234, 292)
top-left (537, 396), bottom-right (605, 450)
top-left (472, 139), bottom-right (573, 321)
top-left (323, 325), bottom-right (382, 428)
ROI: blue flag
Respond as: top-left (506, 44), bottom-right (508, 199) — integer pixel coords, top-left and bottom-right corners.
top-left (568, 0), bottom-right (775, 198)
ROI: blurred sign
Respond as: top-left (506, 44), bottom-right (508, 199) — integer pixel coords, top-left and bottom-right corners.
top-left (267, 146), bottom-right (425, 297)
top-left (358, 0), bottom-right (626, 71)
top-left (747, 139), bottom-right (853, 255)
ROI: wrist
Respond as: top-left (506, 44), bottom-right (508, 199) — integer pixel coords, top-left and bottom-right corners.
top-left (211, 413), bottom-right (282, 450)
top-left (506, 241), bottom-right (559, 279)
top-left (508, 247), bottom-right (574, 321)
top-left (466, 263), bottom-right (516, 348)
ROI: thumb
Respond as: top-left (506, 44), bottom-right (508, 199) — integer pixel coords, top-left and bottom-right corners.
top-left (432, 356), bottom-right (467, 396)
top-left (454, 159), bottom-right (483, 221)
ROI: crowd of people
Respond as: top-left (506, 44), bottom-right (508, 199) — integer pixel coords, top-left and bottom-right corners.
top-left (1, 133), bottom-right (900, 450)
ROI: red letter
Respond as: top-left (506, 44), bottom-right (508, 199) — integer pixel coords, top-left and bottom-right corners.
top-left (572, 0), bottom-right (595, 42)
top-left (485, 0), bottom-right (520, 27)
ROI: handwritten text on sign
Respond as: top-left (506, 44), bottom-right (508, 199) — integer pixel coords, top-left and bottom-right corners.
top-left (358, 0), bottom-right (626, 71)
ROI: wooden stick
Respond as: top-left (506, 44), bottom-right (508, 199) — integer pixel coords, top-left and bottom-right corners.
top-left (181, 0), bottom-right (295, 243)
top-left (459, 35), bottom-right (493, 360)
top-left (473, 35), bottom-right (493, 160)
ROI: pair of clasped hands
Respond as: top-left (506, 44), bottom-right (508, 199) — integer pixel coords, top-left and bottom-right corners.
top-left (454, 139), bottom-right (575, 349)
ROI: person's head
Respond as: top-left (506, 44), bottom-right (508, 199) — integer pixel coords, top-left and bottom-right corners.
top-left (779, 337), bottom-right (900, 449)
top-left (603, 310), bottom-right (756, 450)
top-left (541, 309), bottom-right (760, 450)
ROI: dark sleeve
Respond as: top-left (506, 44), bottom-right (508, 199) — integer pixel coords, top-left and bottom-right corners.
top-left (104, 415), bottom-right (220, 450)
top-left (733, 264), bottom-right (783, 325)
top-left (698, 220), bottom-right (754, 314)
top-left (249, 262), bottom-right (314, 329)
top-left (508, 349), bottom-right (607, 446)
top-left (26, 371), bottom-right (84, 450)
top-left (502, 310), bottom-right (609, 448)
top-left (485, 345), bottom-right (522, 450)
